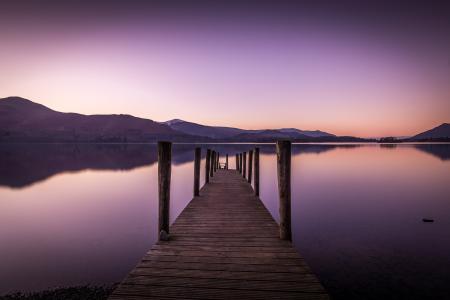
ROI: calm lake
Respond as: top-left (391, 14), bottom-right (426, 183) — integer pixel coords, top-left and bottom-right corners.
top-left (1, 143), bottom-right (449, 299)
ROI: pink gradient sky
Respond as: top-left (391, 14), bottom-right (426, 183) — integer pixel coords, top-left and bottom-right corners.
top-left (0, 1), bottom-right (449, 137)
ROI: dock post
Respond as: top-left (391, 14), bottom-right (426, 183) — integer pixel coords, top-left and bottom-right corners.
top-left (277, 140), bottom-right (291, 241)
top-left (216, 152), bottom-right (220, 170)
top-left (235, 154), bottom-right (239, 170)
top-left (210, 151), bottom-right (215, 177)
top-left (205, 149), bottom-right (211, 184)
top-left (254, 148), bottom-right (260, 196)
top-left (248, 150), bottom-right (253, 184)
top-left (194, 147), bottom-right (201, 196)
top-left (239, 153), bottom-right (243, 173)
top-left (226, 154), bottom-right (229, 169)
top-left (158, 141), bottom-right (171, 241)
top-left (243, 152), bottom-right (247, 179)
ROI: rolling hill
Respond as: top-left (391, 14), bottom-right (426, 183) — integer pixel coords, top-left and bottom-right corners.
top-left (163, 119), bottom-right (335, 140)
top-left (0, 97), bottom-right (198, 142)
top-left (1, 96), bottom-right (372, 143)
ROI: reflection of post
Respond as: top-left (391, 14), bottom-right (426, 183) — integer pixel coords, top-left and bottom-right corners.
top-left (248, 150), bottom-right (253, 184)
top-left (210, 151), bottom-right (215, 177)
top-left (226, 154), bottom-right (229, 169)
top-left (158, 141), bottom-right (171, 241)
top-left (277, 141), bottom-right (291, 241)
top-left (243, 152), bottom-right (247, 179)
top-left (235, 154), bottom-right (239, 170)
top-left (193, 147), bottom-right (201, 197)
top-left (254, 148), bottom-right (260, 196)
top-left (205, 149), bottom-right (211, 184)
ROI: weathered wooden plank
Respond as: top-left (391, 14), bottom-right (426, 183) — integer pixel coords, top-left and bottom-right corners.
top-left (122, 276), bottom-right (325, 293)
top-left (109, 169), bottom-right (328, 300)
top-left (129, 268), bottom-right (320, 282)
top-left (111, 284), bottom-right (329, 300)
top-left (141, 255), bottom-right (304, 266)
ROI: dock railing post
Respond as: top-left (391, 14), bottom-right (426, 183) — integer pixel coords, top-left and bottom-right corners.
top-left (239, 153), bottom-right (243, 173)
top-left (194, 147), bottom-right (201, 196)
top-left (216, 152), bottom-right (220, 170)
top-left (205, 149), bottom-right (211, 184)
top-left (277, 140), bottom-right (292, 241)
top-left (210, 151), bottom-right (215, 178)
top-left (248, 150), bottom-right (253, 184)
top-left (243, 152), bottom-right (247, 179)
top-left (158, 141), bottom-right (171, 241)
top-left (254, 148), bottom-right (260, 196)
top-left (226, 154), bottom-right (229, 169)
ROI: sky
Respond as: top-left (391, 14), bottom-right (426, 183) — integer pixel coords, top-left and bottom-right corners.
top-left (0, 0), bottom-right (449, 137)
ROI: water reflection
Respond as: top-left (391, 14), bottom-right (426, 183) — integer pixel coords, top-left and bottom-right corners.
top-left (0, 143), bottom-right (363, 188)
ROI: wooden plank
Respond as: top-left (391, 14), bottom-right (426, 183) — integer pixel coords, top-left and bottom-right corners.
top-left (109, 169), bottom-right (328, 300)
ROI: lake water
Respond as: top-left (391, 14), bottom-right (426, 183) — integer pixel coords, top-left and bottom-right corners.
top-left (1, 143), bottom-right (449, 299)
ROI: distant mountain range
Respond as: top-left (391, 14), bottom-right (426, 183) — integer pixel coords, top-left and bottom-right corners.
top-left (162, 119), bottom-right (335, 140)
top-left (0, 96), bottom-right (447, 143)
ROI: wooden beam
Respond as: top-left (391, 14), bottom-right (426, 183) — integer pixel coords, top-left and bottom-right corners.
top-left (158, 141), bottom-right (171, 241)
top-left (193, 147), bottom-right (201, 197)
top-left (254, 148), bottom-right (260, 196)
top-left (243, 152), bottom-right (247, 179)
top-left (205, 149), bottom-right (211, 184)
top-left (276, 141), bottom-right (291, 241)
top-left (248, 150), bottom-right (253, 184)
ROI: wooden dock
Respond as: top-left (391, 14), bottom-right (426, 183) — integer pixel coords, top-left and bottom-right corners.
top-left (110, 162), bottom-right (329, 299)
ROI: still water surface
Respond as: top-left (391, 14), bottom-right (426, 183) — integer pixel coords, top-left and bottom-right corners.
top-left (1, 143), bottom-right (449, 299)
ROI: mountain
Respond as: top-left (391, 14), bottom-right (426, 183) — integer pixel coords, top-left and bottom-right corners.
top-left (277, 128), bottom-right (335, 138)
top-left (0, 96), bottom-right (365, 143)
top-left (410, 123), bottom-right (450, 141)
top-left (163, 119), bottom-right (245, 139)
top-left (163, 119), bottom-right (335, 140)
top-left (0, 97), bottom-right (199, 142)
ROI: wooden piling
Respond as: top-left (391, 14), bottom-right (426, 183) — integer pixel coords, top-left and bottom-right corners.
top-left (248, 150), bottom-right (253, 184)
top-left (210, 151), bottom-right (215, 177)
top-left (254, 147), bottom-right (260, 196)
top-left (226, 154), bottom-right (229, 169)
top-left (216, 152), bottom-right (220, 170)
top-left (276, 140), bottom-right (292, 241)
top-left (205, 149), bottom-right (211, 184)
top-left (193, 147), bottom-right (201, 197)
top-left (239, 153), bottom-right (243, 173)
top-left (158, 141), bottom-right (171, 241)
top-left (243, 152), bottom-right (247, 179)
top-left (235, 154), bottom-right (238, 170)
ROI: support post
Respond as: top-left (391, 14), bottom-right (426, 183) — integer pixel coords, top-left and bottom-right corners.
top-left (216, 152), bottom-right (220, 170)
top-left (158, 141), bottom-right (171, 241)
top-left (254, 148), bottom-right (260, 196)
top-left (277, 140), bottom-right (291, 241)
top-left (226, 154), bottom-right (229, 169)
top-left (243, 152), bottom-right (247, 179)
top-left (210, 151), bottom-right (215, 177)
top-left (193, 147), bottom-right (201, 196)
top-left (248, 150), bottom-right (253, 184)
top-left (235, 154), bottom-right (239, 170)
top-left (205, 149), bottom-right (211, 184)
top-left (239, 153), bottom-right (243, 173)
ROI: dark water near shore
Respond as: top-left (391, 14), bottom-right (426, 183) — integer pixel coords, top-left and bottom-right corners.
top-left (1, 143), bottom-right (449, 299)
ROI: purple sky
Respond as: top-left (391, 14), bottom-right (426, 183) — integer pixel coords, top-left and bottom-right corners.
top-left (1, 0), bottom-right (449, 137)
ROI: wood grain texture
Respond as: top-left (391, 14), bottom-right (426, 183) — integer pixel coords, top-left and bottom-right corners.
top-left (110, 170), bottom-right (328, 300)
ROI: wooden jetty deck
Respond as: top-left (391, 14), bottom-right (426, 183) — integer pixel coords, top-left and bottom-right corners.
top-left (110, 163), bottom-right (329, 299)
